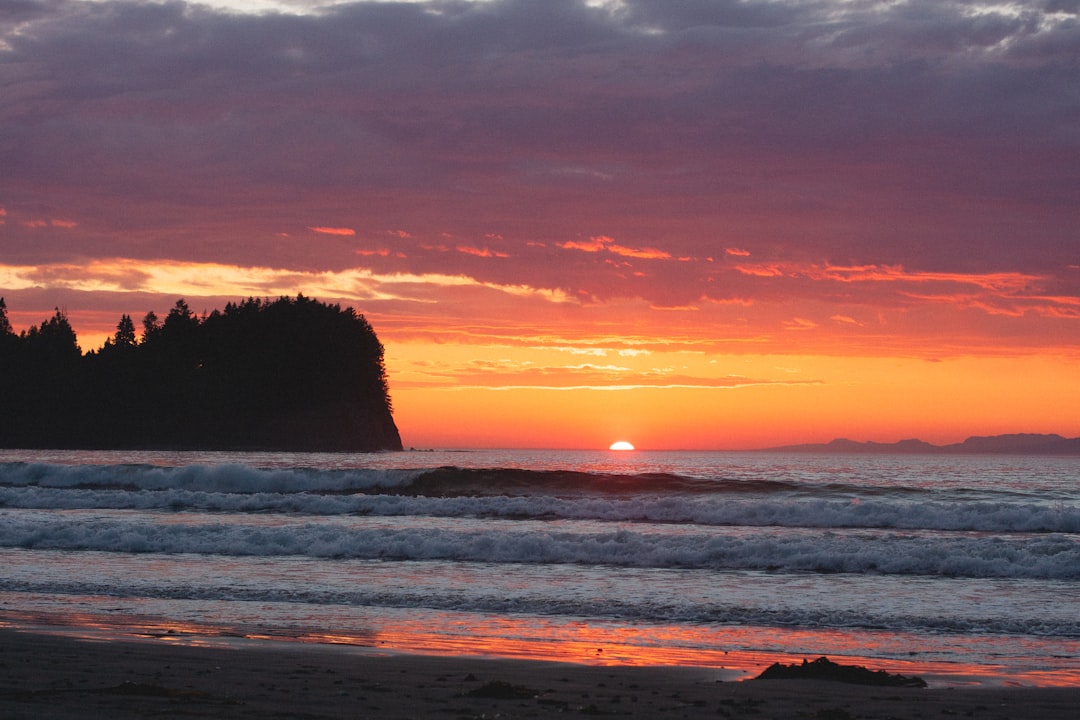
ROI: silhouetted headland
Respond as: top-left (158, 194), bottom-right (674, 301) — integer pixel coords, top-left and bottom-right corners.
top-left (765, 433), bottom-right (1080, 455)
top-left (0, 295), bottom-right (403, 452)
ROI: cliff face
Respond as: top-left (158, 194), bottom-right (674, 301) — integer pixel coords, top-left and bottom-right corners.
top-left (0, 295), bottom-right (403, 452)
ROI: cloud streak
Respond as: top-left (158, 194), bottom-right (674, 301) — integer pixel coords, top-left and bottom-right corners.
top-left (309, 226), bottom-right (357, 236)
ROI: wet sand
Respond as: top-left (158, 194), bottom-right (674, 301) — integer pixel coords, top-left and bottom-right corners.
top-left (1, 629), bottom-right (1077, 719)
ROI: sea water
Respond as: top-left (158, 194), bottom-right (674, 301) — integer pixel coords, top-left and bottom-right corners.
top-left (0, 449), bottom-right (1077, 686)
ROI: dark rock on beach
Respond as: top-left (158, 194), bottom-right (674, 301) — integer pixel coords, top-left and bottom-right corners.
top-left (755, 657), bottom-right (927, 688)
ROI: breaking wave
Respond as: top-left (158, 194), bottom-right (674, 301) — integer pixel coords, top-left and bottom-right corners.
top-left (1, 462), bottom-right (1077, 534)
top-left (2, 509), bottom-right (1077, 580)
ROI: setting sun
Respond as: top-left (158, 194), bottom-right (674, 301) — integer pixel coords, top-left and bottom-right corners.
top-left (609, 441), bottom-right (635, 451)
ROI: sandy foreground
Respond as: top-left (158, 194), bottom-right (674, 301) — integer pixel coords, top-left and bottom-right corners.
top-left (1, 629), bottom-right (1077, 720)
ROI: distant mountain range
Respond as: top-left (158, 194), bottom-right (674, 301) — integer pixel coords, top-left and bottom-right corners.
top-left (766, 433), bottom-right (1080, 455)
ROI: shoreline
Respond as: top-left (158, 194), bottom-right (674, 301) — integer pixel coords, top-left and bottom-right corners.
top-left (7, 610), bottom-right (1076, 688)
top-left (2, 629), bottom-right (1077, 720)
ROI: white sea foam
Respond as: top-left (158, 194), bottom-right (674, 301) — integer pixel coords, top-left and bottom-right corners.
top-left (1, 484), bottom-right (1076, 533)
top-left (1, 509), bottom-right (1076, 580)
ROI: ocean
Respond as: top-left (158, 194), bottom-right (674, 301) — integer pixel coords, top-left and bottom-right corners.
top-left (1, 449), bottom-right (1077, 687)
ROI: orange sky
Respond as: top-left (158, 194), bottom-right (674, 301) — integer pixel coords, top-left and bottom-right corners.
top-left (3, 255), bottom-right (1077, 449)
top-left (2, 1), bottom-right (1079, 449)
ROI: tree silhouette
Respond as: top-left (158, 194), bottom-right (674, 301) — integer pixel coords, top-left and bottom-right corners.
top-left (25, 308), bottom-right (81, 359)
top-left (0, 298), bottom-right (19, 407)
top-left (1, 309), bottom-right (84, 445)
top-left (0, 296), bottom-right (402, 451)
top-left (0, 297), bottom-right (15, 362)
top-left (141, 311), bottom-right (161, 343)
top-left (114, 314), bottom-right (137, 347)
top-left (0, 297), bottom-right (12, 336)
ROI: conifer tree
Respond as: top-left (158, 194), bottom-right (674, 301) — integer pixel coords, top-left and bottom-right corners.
top-left (0, 297), bottom-right (12, 336)
top-left (141, 311), bottom-right (161, 342)
top-left (114, 314), bottom-right (137, 347)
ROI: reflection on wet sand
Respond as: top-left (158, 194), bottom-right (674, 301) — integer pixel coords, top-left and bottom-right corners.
top-left (6, 606), bottom-right (1078, 688)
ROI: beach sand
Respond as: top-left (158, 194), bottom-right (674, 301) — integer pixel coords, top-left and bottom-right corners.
top-left (1, 629), bottom-right (1076, 719)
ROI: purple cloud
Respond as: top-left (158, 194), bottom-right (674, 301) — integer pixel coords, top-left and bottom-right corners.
top-left (1, 0), bottom-right (1077, 310)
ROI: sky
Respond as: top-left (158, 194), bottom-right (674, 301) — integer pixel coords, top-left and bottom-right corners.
top-left (2, 0), bottom-right (1079, 450)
